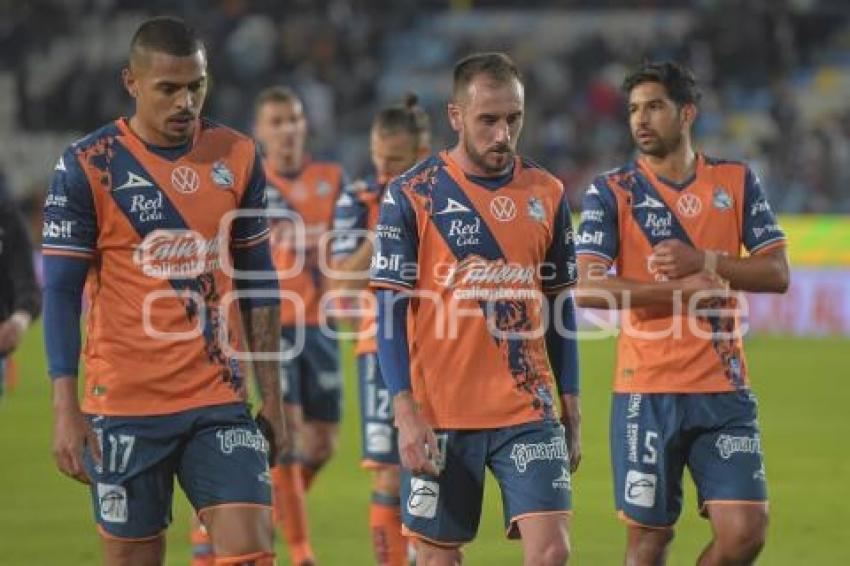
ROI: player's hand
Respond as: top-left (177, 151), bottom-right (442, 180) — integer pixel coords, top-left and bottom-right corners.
top-left (679, 270), bottom-right (729, 302)
top-left (52, 402), bottom-right (100, 484)
top-left (0, 312), bottom-right (28, 354)
top-left (394, 393), bottom-right (440, 477)
top-left (560, 394), bottom-right (582, 473)
top-left (651, 239), bottom-right (704, 279)
top-left (257, 401), bottom-right (289, 464)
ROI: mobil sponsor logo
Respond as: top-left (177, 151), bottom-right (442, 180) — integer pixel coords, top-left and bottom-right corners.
top-left (130, 191), bottom-right (164, 223)
top-left (446, 216), bottom-right (481, 247)
top-left (43, 219), bottom-right (75, 239)
top-left (644, 211), bottom-right (673, 238)
top-left (577, 230), bottom-right (605, 246)
top-left (133, 229), bottom-right (221, 279)
top-left (371, 251), bottom-right (404, 272)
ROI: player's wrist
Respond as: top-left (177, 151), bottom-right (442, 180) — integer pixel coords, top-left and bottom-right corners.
top-left (392, 391), bottom-right (417, 421)
top-left (51, 376), bottom-right (81, 412)
top-left (703, 250), bottom-right (718, 273)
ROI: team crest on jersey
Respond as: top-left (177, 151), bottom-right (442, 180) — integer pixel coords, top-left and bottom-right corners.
top-left (713, 187), bottom-right (733, 211)
top-left (676, 193), bottom-right (702, 218)
top-left (210, 161), bottom-right (234, 188)
top-left (527, 197), bottom-right (545, 223)
top-left (316, 180), bottom-right (332, 196)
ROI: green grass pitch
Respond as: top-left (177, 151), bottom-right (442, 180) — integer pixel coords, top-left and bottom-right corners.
top-left (1, 325), bottom-right (847, 564)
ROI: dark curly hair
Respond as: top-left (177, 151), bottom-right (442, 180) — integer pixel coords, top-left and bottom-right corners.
top-left (622, 61), bottom-right (701, 107)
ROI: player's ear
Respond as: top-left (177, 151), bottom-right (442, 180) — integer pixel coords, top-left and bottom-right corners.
top-left (682, 102), bottom-right (698, 127)
top-left (122, 67), bottom-right (138, 99)
top-left (447, 102), bottom-right (462, 133)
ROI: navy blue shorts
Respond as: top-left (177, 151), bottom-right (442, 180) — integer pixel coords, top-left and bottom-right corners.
top-left (401, 420), bottom-right (571, 545)
top-left (611, 391), bottom-right (767, 528)
top-left (84, 402), bottom-right (272, 539)
top-left (357, 353), bottom-right (399, 468)
top-left (280, 325), bottom-right (341, 423)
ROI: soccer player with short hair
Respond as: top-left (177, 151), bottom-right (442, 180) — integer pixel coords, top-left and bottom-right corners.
top-left (42, 17), bottom-right (286, 566)
top-left (253, 85), bottom-right (346, 566)
top-left (372, 53), bottom-right (581, 565)
top-left (329, 94), bottom-right (431, 566)
top-left (575, 61), bottom-right (789, 566)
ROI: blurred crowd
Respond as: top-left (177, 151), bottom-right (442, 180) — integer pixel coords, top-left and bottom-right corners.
top-left (2, 0), bottom-right (850, 235)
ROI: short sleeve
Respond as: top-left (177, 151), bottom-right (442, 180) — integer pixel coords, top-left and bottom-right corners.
top-left (541, 191), bottom-right (578, 293)
top-left (369, 180), bottom-right (419, 290)
top-left (231, 146), bottom-right (271, 248)
top-left (42, 148), bottom-right (98, 259)
top-left (742, 167), bottom-right (786, 254)
top-left (330, 180), bottom-right (371, 258)
top-left (575, 180), bottom-right (619, 262)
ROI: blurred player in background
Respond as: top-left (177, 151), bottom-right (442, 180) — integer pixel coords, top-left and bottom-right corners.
top-left (575, 61), bottom-right (789, 566)
top-left (329, 94), bottom-right (431, 565)
top-left (254, 86), bottom-right (346, 566)
top-left (0, 178), bottom-right (41, 399)
top-left (42, 17), bottom-right (286, 566)
top-left (372, 53), bottom-right (581, 565)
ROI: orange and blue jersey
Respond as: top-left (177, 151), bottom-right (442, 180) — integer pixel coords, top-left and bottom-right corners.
top-left (331, 176), bottom-right (384, 355)
top-left (575, 154), bottom-right (787, 394)
top-left (370, 151), bottom-right (577, 430)
top-left (42, 118), bottom-right (273, 416)
top-left (264, 160), bottom-right (345, 327)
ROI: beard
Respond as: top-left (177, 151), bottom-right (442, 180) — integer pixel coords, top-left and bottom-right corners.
top-left (464, 136), bottom-right (514, 175)
top-left (634, 128), bottom-right (683, 159)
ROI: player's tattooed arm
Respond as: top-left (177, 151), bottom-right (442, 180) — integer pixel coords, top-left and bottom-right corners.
top-left (243, 303), bottom-right (289, 461)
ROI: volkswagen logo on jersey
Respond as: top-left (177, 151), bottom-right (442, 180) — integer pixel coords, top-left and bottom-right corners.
top-left (676, 193), bottom-right (702, 218)
top-left (171, 166), bottom-right (200, 194)
top-left (490, 195), bottom-right (517, 222)
top-left (210, 160), bottom-right (234, 188)
top-left (713, 186), bottom-right (733, 211)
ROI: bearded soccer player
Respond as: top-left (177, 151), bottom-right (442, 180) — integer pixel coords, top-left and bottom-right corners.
top-left (329, 95), bottom-right (431, 566)
top-left (42, 17), bottom-right (286, 566)
top-left (575, 61), bottom-right (789, 566)
top-left (250, 86), bottom-right (346, 566)
top-left (371, 53), bottom-right (581, 566)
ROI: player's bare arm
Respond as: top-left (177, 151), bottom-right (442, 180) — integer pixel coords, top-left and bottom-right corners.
top-left (575, 255), bottom-right (726, 309)
top-left (393, 391), bottom-right (440, 477)
top-left (328, 239), bottom-right (373, 291)
top-left (652, 238), bottom-right (790, 293)
top-left (51, 376), bottom-right (101, 484)
top-left (243, 303), bottom-right (289, 461)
